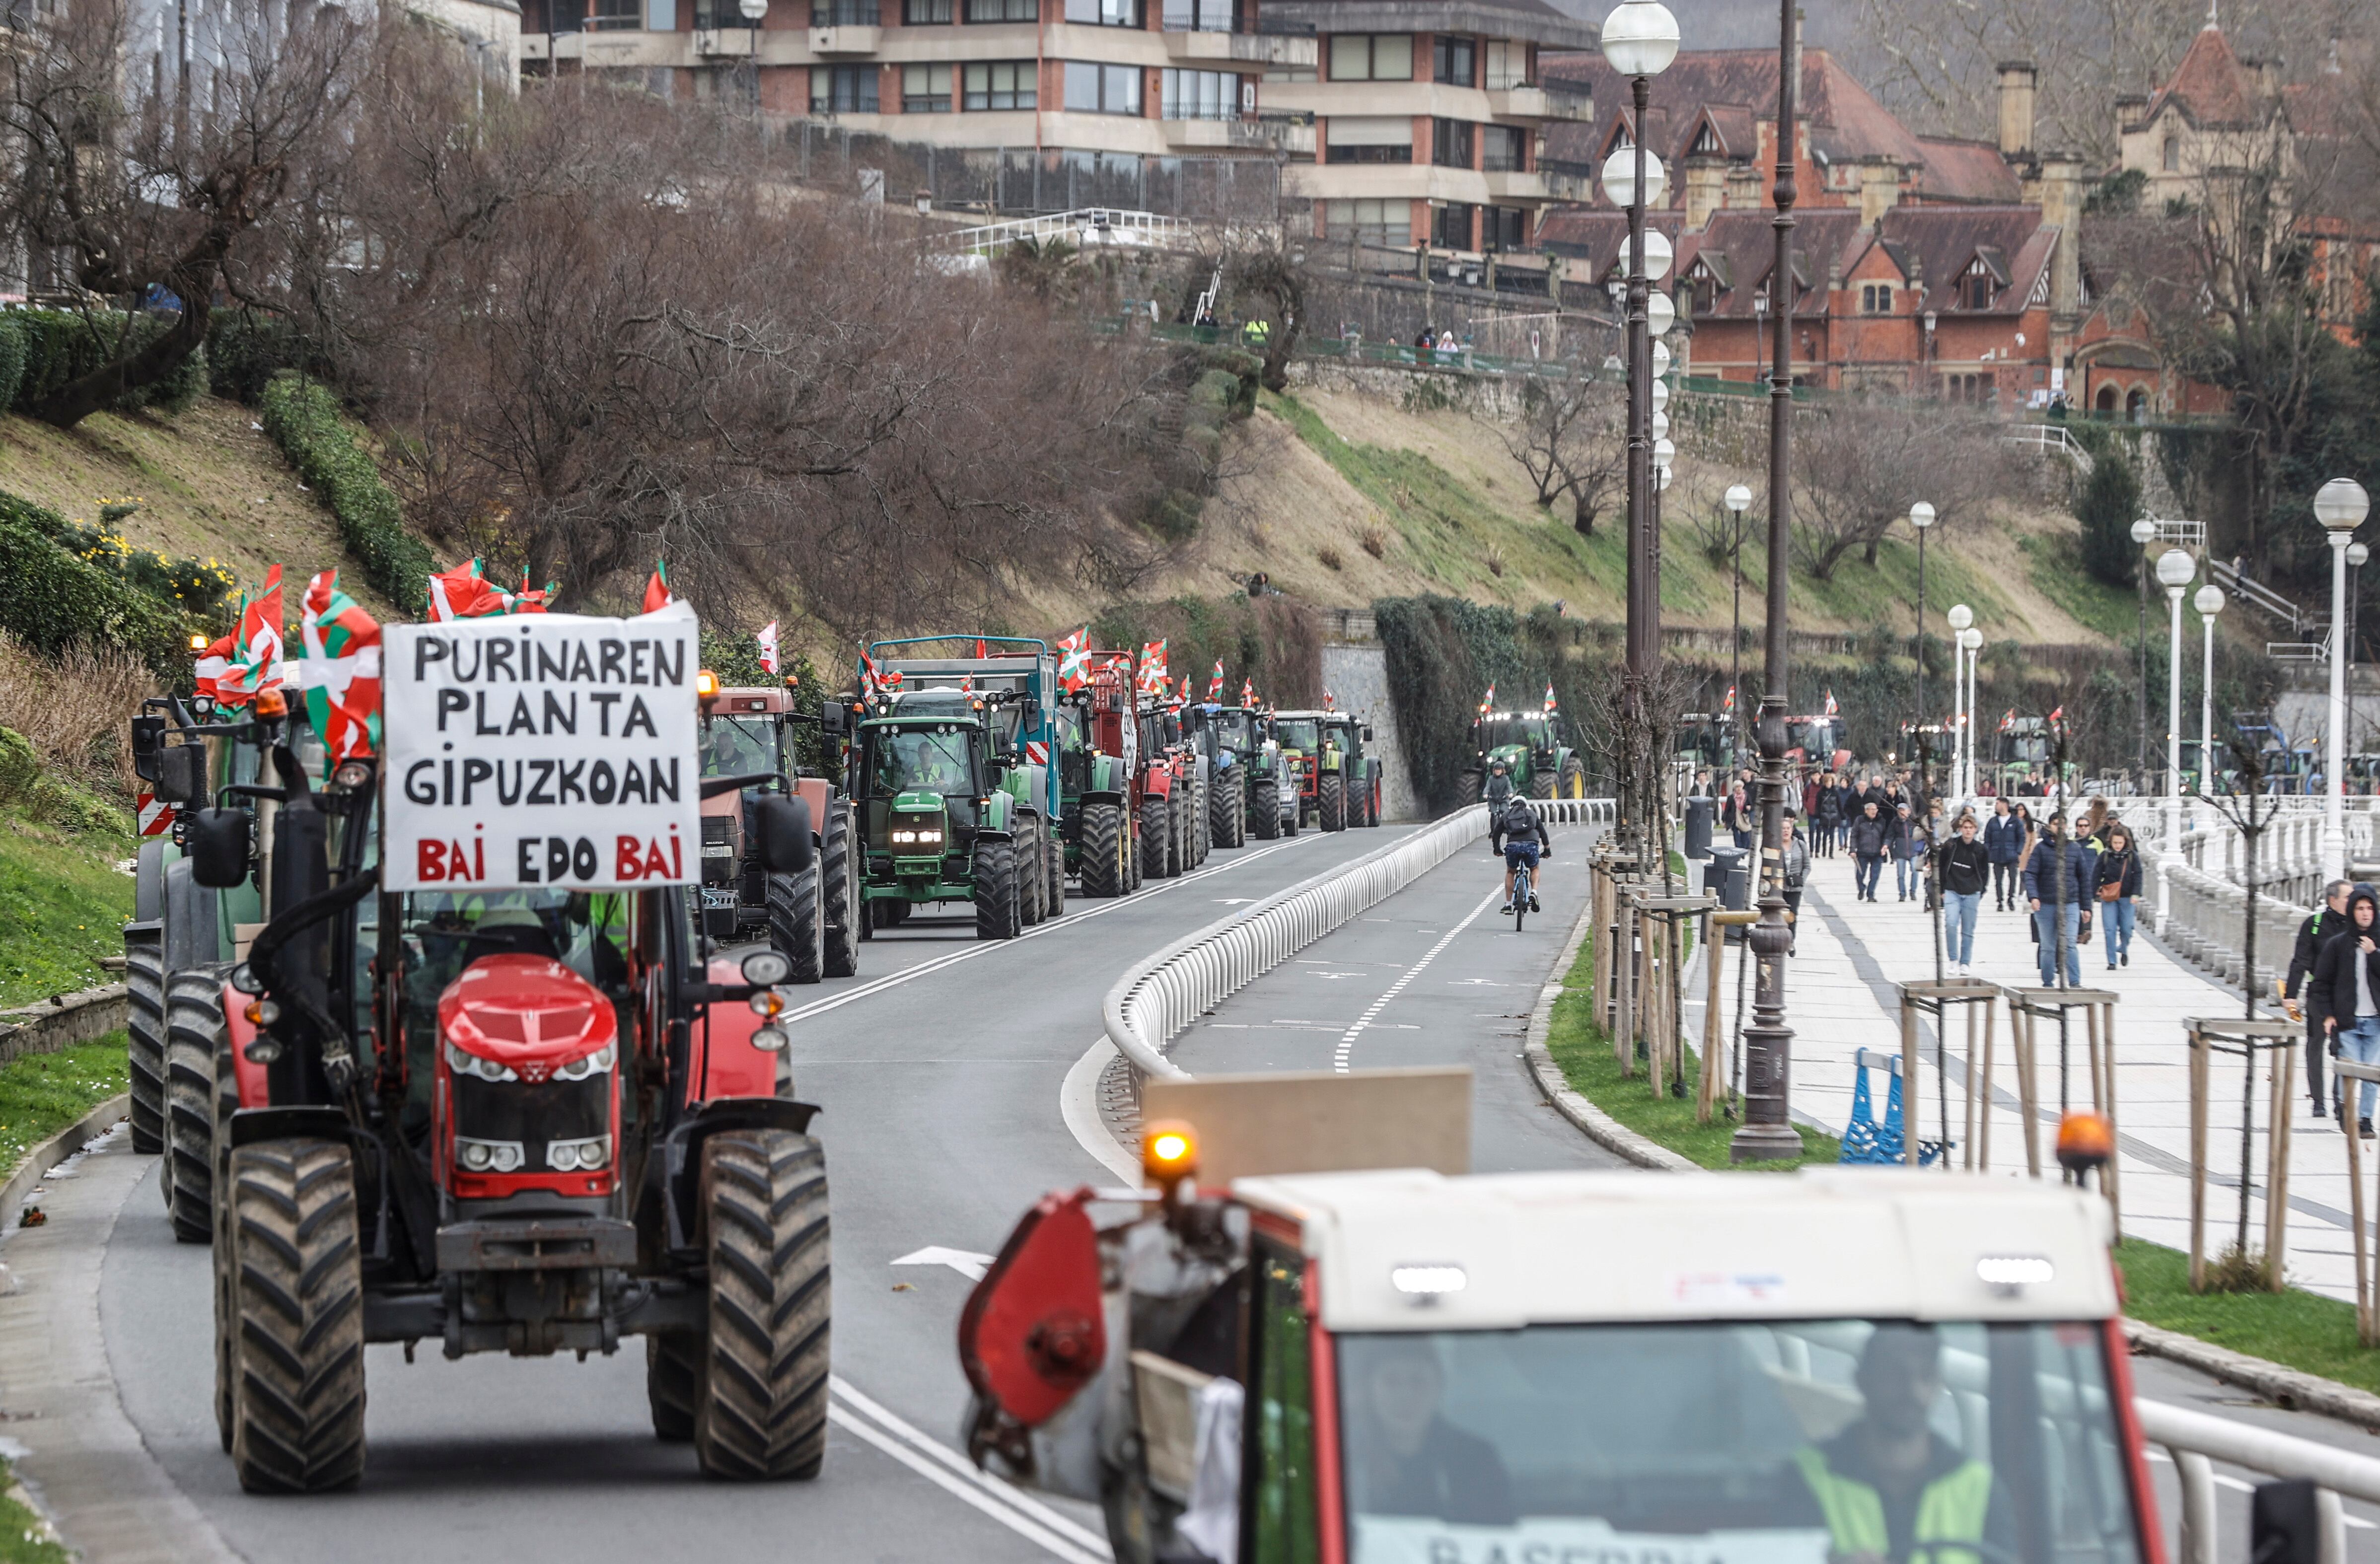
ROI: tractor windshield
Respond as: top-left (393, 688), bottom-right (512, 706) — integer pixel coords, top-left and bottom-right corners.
top-left (1336, 1318), bottom-right (2143, 1564)
top-left (868, 723), bottom-right (979, 798)
top-left (1475, 717), bottom-right (1545, 752)
top-left (1786, 720), bottom-right (1836, 757)
top-left (1211, 711), bottom-right (1258, 750)
top-left (1275, 718), bottom-right (1321, 751)
top-left (702, 716), bottom-right (779, 779)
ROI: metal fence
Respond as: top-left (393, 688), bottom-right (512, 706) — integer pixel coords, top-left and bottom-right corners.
top-left (2139, 1397), bottom-right (2380, 1564)
top-left (1103, 798), bottom-right (1616, 1082)
top-left (2137, 799), bottom-right (2380, 994)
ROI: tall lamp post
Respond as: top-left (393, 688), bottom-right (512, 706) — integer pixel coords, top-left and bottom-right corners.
top-left (1731, 0), bottom-right (1800, 1166)
top-left (2157, 548), bottom-right (2196, 867)
top-left (2132, 517), bottom-right (2159, 788)
top-left (2316, 477), bottom-right (2370, 880)
top-left (1910, 501), bottom-right (1936, 743)
top-left (2196, 583), bottom-right (2225, 797)
top-left (1947, 603), bottom-right (1973, 796)
top-left (1726, 483), bottom-right (1754, 763)
top-left (1601, 0), bottom-right (1678, 849)
top-left (2350, 540), bottom-right (2370, 775)
top-left (1959, 626), bottom-right (1984, 796)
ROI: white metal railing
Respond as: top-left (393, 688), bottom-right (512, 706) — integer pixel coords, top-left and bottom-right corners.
top-left (2211, 558), bottom-right (2313, 636)
top-left (2139, 1398), bottom-right (2380, 1564)
top-left (2136, 800), bottom-right (2380, 990)
top-left (1104, 799), bottom-right (1616, 1081)
top-left (929, 207), bottom-right (1201, 255)
top-left (2008, 423), bottom-right (2095, 476)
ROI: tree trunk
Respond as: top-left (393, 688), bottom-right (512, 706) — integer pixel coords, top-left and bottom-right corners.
top-left (28, 244), bottom-right (223, 429)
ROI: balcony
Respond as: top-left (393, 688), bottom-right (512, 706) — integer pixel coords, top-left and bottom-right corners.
top-left (1162, 28), bottom-right (1316, 67)
top-left (808, 0), bottom-right (878, 49)
top-left (694, 25), bottom-right (753, 51)
top-left (1486, 82), bottom-right (1591, 121)
top-left (1484, 169), bottom-right (1549, 202)
top-left (1161, 115), bottom-right (1315, 153)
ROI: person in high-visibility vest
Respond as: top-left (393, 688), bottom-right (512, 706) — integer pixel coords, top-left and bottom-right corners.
top-left (1793, 1325), bottom-right (2015, 1564)
top-left (1243, 317), bottom-right (1271, 350)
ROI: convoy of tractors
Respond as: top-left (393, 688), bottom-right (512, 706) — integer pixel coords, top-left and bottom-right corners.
top-left (118, 618), bottom-right (1384, 1494)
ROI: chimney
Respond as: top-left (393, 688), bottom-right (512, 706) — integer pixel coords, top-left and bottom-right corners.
top-left (2248, 57), bottom-right (2281, 101)
top-left (1727, 163), bottom-right (1762, 211)
top-left (1859, 158), bottom-right (1902, 226)
top-left (1997, 61), bottom-right (2037, 157)
top-left (1683, 157), bottom-right (1726, 228)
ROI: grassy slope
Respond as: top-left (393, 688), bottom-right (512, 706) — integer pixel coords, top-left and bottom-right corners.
top-left (0, 1032), bottom-right (129, 1181)
top-left (0, 811), bottom-right (136, 1007)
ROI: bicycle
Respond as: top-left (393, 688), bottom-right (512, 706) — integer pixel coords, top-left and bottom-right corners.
top-left (1510, 856), bottom-right (1531, 932)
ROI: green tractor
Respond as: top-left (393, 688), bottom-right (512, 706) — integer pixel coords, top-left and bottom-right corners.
top-left (1462, 708), bottom-right (1586, 803)
top-left (1321, 711), bottom-right (1384, 827)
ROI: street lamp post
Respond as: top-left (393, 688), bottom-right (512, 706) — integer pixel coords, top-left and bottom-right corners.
top-left (1960, 627), bottom-right (1984, 797)
top-left (2315, 478), bottom-right (2370, 880)
top-left (2156, 549), bottom-right (2196, 900)
top-left (2132, 517), bottom-right (2159, 789)
top-left (1910, 502), bottom-right (1937, 750)
top-left (1726, 483), bottom-right (1754, 765)
top-left (2196, 584), bottom-right (2226, 798)
top-left (2350, 540), bottom-right (2370, 777)
top-left (1731, 0), bottom-right (1800, 1166)
top-left (1601, 0), bottom-right (1678, 851)
top-left (1947, 603), bottom-right (1973, 797)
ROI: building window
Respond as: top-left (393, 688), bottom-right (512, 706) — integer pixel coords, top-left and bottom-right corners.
top-left (812, 0), bottom-right (877, 20)
top-left (1432, 202), bottom-right (1477, 250)
top-left (905, 0), bottom-right (950, 19)
top-left (2162, 137), bottom-right (2179, 171)
top-left (965, 0), bottom-right (1035, 18)
top-left (1483, 38), bottom-right (1527, 89)
top-left (1962, 268), bottom-right (1994, 309)
top-left (1432, 34), bottom-right (1474, 87)
top-left (1063, 0), bottom-right (1138, 23)
top-left (1860, 283), bottom-right (1892, 314)
top-left (1161, 0), bottom-right (1234, 29)
top-left (588, 0), bottom-right (641, 28)
top-left (1328, 33), bottom-right (1412, 82)
top-left (1690, 121), bottom-right (1720, 154)
top-left (1686, 269), bottom-right (1718, 316)
top-left (903, 63), bottom-right (952, 110)
top-left (1325, 116), bottom-right (1411, 162)
top-left (1432, 118), bottom-right (1474, 169)
top-left (1064, 60), bottom-right (1142, 114)
top-left (1324, 198), bottom-right (1407, 248)
top-left (1162, 69), bottom-right (1240, 119)
top-left (1484, 206), bottom-right (1528, 251)
top-left (963, 59), bottom-right (1035, 107)
top-left (1946, 371), bottom-right (1996, 405)
top-left (811, 64), bottom-right (878, 112)
top-left (1482, 124), bottom-right (1525, 172)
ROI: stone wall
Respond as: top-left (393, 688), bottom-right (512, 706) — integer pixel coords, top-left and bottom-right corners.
top-left (1320, 642), bottom-right (1424, 822)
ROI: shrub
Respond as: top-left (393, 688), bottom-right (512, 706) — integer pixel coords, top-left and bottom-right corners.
top-left (1317, 546), bottom-right (1344, 571)
top-left (1360, 524), bottom-right (1388, 559)
top-left (208, 310), bottom-right (320, 404)
top-left (148, 343), bottom-right (207, 412)
top-left (259, 375), bottom-right (436, 608)
top-left (6, 308), bottom-right (208, 416)
top-left (0, 498), bottom-right (190, 677)
top-left (2076, 447), bottom-right (2144, 588)
top-left (0, 314), bottom-right (24, 412)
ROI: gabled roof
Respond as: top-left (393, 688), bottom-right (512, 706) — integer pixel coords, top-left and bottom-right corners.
top-left (1874, 206), bottom-right (2056, 317)
top-left (1532, 209), bottom-right (1689, 282)
top-left (1675, 208), bottom-right (1868, 319)
top-left (2139, 23), bottom-right (2264, 129)
top-left (1914, 138), bottom-right (2022, 204)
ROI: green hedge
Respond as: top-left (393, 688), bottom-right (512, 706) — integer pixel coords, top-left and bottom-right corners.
top-left (3, 307), bottom-right (209, 415)
top-left (207, 310), bottom-right (323, 404)
top-left (0, 494), bottom-right (190, 677)
top-left (258, 375), bottom-right (434, 608)
top-left (0, 314), bottom-right (24, 412)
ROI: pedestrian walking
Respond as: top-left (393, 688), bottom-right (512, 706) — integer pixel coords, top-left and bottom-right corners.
top-left (2093, 825), bottom-right (2143, 970)
top-left (1815, 774), bottom-right (1845, 857)
top-left (1849, 799), bottom-right (1889, 902)
top-left (2309, 884), bottom-right (2380, 1138)
top-left (1939, 813), bottom-right (1991, 975)
top-left (2023, 815), bottom-right (2095, 988)
top-left (2289, 880), bottom-right (2354, 1119)
top-left (1724, 778), bottom-right (1754, 851)
top-left (1983, 797), bottom-right (2023, 911)
top-left (1891, 802), bottom-right (1923, 902)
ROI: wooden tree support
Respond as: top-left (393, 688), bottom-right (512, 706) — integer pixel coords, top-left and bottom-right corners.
top-left (2001, 986), bottom-right (2123, 1233)
top-left (1894, 979), bottom-right (2001, 1177)
top-left (2184, 1015), bottom-right (2301, 1295)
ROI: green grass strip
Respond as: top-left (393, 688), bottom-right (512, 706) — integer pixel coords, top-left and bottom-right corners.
top-left (2114, 1237), bottom-right (2380, 1396)
top-left (0, 1457), bottom-right (70, 1564)
top-left (0, 1032), bottom-right (129, 1180)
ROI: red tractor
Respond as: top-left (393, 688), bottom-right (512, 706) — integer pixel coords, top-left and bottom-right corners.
top-left (181, 611), bottom-right (830, 1492)
top-left (696, 679), bottom-right (859, 982)
top-left (1066, 651), bottom-right (1151, 895)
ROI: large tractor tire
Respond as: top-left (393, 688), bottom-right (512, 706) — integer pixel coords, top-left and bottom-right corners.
top-left (1045, 831), bottom-right (1066, 918)
top-left (1319, 773), bottom-right (1346, 833)
top-left (1250, 775), bottom-right (1280, 840)
top-left (1192, 782), bottom-right (1212, 864)
top-left (1282, 787), bottom-right (1300, 836)
top-left (1018, 821), bottom-right (1047, 926)
top-left (973, 837), bottom-right (1021, 940)
top-left (1127, 814), bottom-right (1144, 891)
top-left (1460, 769), bottom-right (1485, 807)
top-left (165, 963), bottom-right (230, 1244)
top-left (211, 1014), bottom-right (242, 1452)
top-left (1531, 767), bottom-right (1557, 801)
top-left (822, 811), bottom-right (857, 979)
top-left (1211, 769), bottom-right (1243, 850)
top-left (767, 865), bottom-right (826, 985)
top-left (647, 1332), bottom-right (702, 1442)
top-left (1142, 796), bottom-right (1173, 880)
top-left (694, 1128), bottom-right (830, 1482)
top-left (126, 929), bottom-right (166, 1155)
top-left (1080, 801), bottom-right (1126, 898)
top-left (1363, 767), bottom-right (1383, 827)
top-left (224, 1137), bottom-right (366, 1493)
top-left (1560, 756), bottom-right (1587, 799)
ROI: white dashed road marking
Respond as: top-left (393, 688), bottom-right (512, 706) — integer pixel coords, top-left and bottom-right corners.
top-left (1332, 887), bottom-right (1506, 1073)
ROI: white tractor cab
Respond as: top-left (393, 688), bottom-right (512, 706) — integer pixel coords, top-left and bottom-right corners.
top-left (959, 1070), bottom-right (2179, 1564)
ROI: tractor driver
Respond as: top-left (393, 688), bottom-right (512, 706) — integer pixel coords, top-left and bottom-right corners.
top-left (1792, 1324), bottom-right (2016, 1564)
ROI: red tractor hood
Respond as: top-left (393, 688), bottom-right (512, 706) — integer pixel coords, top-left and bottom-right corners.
top-left (439, 955), bottom-right (617, 1080)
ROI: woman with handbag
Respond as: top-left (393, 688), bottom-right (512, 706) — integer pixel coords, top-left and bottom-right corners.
top-left (2094, 825), bottom-right (2143, 968)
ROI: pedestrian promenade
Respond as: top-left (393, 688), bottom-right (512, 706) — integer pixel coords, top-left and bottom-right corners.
top-left (1688, 840), bottom-right (2367, 1302)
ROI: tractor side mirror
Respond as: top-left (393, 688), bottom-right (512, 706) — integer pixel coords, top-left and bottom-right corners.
top-left (754, 793), bottom-right (815, 875)
top-left (2252, 1481), bottom-right (2319, 1564)
top-left (186, 808), bottom-right (252, 888)
top-left (130, 715), bottom-right (166, 782)
top-left (958, 1189), bottom-right (1106, 1429)
top-left (157, 742), bottom-right (207, 807)
top-left (821, 701), bottom-right (847, 736)
top-left (1363, 724), bottom-right (1374, 742)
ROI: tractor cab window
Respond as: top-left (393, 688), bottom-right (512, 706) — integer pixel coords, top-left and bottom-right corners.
top-left (1275, 718), bottom-right (1321, 752)
top-left (869, 723), bottom-right (980, 798)
top-left (1475, 716), bottom-right (1539, 752)
top-left (702, 715), bottom-right (780, 779)
top-left (1338, 1318), bottom-right (2144, 1564)
top-left (1786, 719), bottom-right (1836, 757)
top-left (989, 702), bottom-right (1030, 756)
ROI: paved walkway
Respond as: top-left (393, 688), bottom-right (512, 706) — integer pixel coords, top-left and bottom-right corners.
top-left (1684, 840), bottom-right (2368, 1303)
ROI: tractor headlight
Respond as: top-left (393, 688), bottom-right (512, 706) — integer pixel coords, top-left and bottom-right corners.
top-left (751, 1025), bottom-right (791, 1052)
top-left (547, 1135), bottom-right (610, 1172)
top-left (554, 1043), bottom-right (616, 1081)
top-left (445, 1041), bottom-right (520, 1083)
top-left (456, 1137), bottom-right (524, 1173)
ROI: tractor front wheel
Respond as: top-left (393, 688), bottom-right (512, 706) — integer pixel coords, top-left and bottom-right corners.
top-left (694, 1128), bottom-right (830, 1482)
top-left (1531, 767), bottom-right (1557, 801)
top-left (1079, 802), bottom-right (1126, 898)
top-left (1319, 773), bottom-right (1346, 832)
top-left (1212, 769), bottom-right (1243, 849)
top-left (1561, 756), bottom-right (1586, 799)
top-left (822, 811), bottom-right (858, 978)
top-left (1250, 775), bottom-right (1279, 840)
top-left (768, 865), bottom-right (825, 985)
top-left (127, 931), bottom-right (165, 1155)
top-left (1018, 821), bottom-right (1047, 925)
top-left (1142, 796), bottom-right (1173, 879)
top-left (1045, 829), bottom-right (1067, 917)
top-left (974, 837), bottom-right (1021, 939)
top-left (225, 1137), bottom-right (367, 1493)
top-left (165, 963), bottom-right (230, 1244)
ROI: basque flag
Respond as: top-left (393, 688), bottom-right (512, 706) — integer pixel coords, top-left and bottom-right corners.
top-left (299, 569), bottom-right (382, 766)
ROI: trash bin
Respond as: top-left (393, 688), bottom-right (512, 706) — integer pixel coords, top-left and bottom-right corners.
top-left (1682, 796), bottom-right (1714, 859)
top-left (1704, 845), bottom-right (1750, 927)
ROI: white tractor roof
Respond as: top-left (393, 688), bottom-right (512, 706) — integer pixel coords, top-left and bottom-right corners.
top-left (1229, 1166), bottom-right (2118, 1334)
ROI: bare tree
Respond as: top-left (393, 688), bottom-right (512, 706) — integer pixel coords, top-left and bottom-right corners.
top-left (1494, 352), bottom-right (1626, 536)
top-left (0, 0), bottom-right (361, 425)
top-left (1790, 402), bottom-right (2008, 580)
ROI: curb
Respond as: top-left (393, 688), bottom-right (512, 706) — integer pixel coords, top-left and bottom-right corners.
top-left (0, 1093), bottom-right (129, 1233)
top-left (0, 985), bottom-right (129, 1070)
top-left (2121, 1318), bottom-right (2380, 1432)
top-left (1520, 889), bottom-right (1701, 1173)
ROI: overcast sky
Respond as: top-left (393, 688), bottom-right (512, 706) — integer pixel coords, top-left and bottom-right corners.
top-left (1540, 0), bottom-right (1862, 51)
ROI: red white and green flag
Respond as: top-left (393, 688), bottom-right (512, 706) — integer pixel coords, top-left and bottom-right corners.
top-left (1207, 661), bottom-right (1225, 700)
top-left (428, 559), bottom-right (507, 621)
top-left (757, 621), bottom-right (780, 676)
top-left (1137, 639), bottom-right (1167, 695)
top-left (216, 566), bottom-right (287, 708)
top-left (299, 569), bottom-right (382, 764)
top-left (193, 630), bottom-right (234, 701)
top-left (1057, 627), bottom-right (1092, 694)
top-left (1240, 679), bottom-right (1255, 707)
top-left (1543, 682), bottom-right (1557, 712)
top-left (642, 561), bottom-right (675, 615)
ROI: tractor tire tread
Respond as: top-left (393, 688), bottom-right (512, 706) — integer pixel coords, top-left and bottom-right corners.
top-left (127, 933), bottom-right (166, 1155)
top-left (1080, 802), bottom-right (1125, 898)
top-left (694, 1130), bottom-right (830, 1482)
top-left (974, 838), bottom-right (1020, 939)
top-left (767, 865), bottom-right (826, 985)
top-left (227, 1138), bottom-right (366, 1493)
top-left (165, 962), bottom-right (231, 1243)
top-left (822, 814), bottom-right (858, 978)
top-left (1319, 773), bottom-right (1346, 833)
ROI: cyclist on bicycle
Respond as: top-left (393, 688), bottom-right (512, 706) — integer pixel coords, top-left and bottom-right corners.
top-left (1486, 759), bottom-right (1515, 854)
top-left (1502, 794), bottom-right (1550, 914)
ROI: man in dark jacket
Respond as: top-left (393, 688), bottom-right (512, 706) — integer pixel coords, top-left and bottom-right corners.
top-left (1848, 800), bottom-right (1890, 902)
top-left (2022, 816), bottom-right (2096, 988)
top-left (1982, 800), bottom-right (2024, 911)
top-left (2308, 885), bottom-right (2380, 1137)
top-left (2290, 880), bottom-right (2354, 1117)
top-left (1939, 813), bottom-right (1992, 976)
